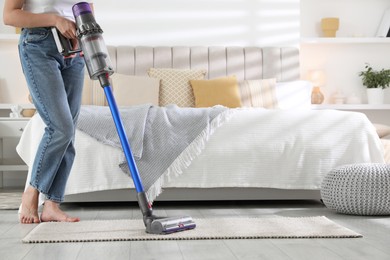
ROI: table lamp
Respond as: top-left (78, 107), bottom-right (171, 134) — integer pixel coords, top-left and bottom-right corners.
top-left (308, 70), bottom-right (325, 104)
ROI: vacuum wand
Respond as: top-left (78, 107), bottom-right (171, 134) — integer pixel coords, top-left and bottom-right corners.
top-left (72, 2), bottom-right (195, 234)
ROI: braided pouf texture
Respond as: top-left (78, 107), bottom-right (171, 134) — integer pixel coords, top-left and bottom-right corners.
top-left (321, 163), bottom-right (390, 215)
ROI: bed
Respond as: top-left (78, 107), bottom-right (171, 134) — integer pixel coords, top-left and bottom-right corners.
top-left (16, 46), bottom-right (388, 203)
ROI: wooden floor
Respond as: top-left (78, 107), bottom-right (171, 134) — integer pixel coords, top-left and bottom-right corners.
top-left (1, 200), bottom-right (390, 260)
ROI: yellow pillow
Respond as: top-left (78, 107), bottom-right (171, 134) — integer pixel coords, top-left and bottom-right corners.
top-left (190, 76), bottom-right (242, 108)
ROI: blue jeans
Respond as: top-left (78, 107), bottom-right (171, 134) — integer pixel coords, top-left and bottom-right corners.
top-left (18, 27), bottom-right (85, 203)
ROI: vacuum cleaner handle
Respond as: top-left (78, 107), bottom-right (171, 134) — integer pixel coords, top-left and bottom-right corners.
top-left (51, 27), bottom-right (82, 57)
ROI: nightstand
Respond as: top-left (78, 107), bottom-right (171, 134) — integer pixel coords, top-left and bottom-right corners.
top-left (0, 105), bottom-right (33, 188)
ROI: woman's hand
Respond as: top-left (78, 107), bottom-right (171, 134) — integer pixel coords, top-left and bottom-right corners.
top-left (55, 16), bottom-right (77, 39)
top-left (55, 16), bottom-right (80, 58)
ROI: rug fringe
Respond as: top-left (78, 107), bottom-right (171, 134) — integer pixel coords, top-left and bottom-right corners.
top-left (146, 109), bottom-right (236, 202)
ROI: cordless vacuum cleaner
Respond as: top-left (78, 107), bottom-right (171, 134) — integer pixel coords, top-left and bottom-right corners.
top-left (65, 2), bottom-right (196, 234)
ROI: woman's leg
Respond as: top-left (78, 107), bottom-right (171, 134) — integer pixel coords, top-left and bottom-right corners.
top-left (18, 27), bottom-right (84, 222)
top-left (41, 54), bottom-right (85, 222)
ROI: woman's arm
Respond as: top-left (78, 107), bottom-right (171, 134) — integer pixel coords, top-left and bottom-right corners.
top-left (3, 0), bottom-right (77, 39)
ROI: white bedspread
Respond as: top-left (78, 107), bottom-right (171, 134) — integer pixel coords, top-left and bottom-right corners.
top-left (17, 108), bottom-right (385, 201)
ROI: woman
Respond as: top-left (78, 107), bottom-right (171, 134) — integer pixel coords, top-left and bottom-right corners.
top-left (3, 0), bottom-right (88, 223)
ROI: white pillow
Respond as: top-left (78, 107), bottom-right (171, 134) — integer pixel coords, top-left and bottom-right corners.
top-left (111, 74), bottom-right (160, 106)
top-left (274, 80), bottom-right (313, 109)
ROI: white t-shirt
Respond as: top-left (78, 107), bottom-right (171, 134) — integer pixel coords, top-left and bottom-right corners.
top-left (23, 0), bottom-right (82, 20)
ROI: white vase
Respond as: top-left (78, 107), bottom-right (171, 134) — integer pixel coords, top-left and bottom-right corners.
top-left (366, 88), bottom-right (384, 104)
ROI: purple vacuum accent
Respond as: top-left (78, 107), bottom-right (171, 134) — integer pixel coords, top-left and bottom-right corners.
top-left (72, 2), bottom-right (92, 17)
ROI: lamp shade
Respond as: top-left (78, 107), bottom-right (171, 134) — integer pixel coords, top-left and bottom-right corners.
top-left (308, 70), bottom-right (326, 87)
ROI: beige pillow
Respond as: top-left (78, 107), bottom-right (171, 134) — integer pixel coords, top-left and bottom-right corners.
top-left (82, 74), bottom-right (107, 106)
top-left (190, 76), bottom-right (242, 108)
top-left (111, 74), bottom-right (160, 106)
top-left (148, 68), bottom-right (206, 107)
top-left (239, 78), bottom-right (278, 108)
top-left (382, 139), bottom-right (390, 163)
top-left (82, 73), bottom-right (93, 105)
top-left (373, 123), bottom-right (390, 138)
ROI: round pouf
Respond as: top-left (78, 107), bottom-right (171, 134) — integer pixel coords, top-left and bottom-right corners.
top-left (321, 163), bottom-right (390, 215)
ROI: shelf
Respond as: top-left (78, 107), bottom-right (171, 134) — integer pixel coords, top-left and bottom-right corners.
top-left (0, 165), bottom-right (28, 171)
top-left (0, 117), bottom-right (32, 121)
top-left (0, 104), bottom-right (36, 119)
top-left (312, 104), bottom-right (390, 110)
top-left (0, 103), bottom-right (35, 109)
top-left (301, 37), bottom-right (390, 44)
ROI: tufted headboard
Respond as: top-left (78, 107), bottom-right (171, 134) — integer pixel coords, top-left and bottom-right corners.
top-left (106, 46), bottom-right (300, 82)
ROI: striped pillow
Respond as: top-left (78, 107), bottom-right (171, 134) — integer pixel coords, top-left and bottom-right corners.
top-left (239, 79), bottom-right (278, 108)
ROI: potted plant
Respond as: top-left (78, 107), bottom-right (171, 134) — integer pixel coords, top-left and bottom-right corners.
top-left (359, 64), bottom-right (390, 104)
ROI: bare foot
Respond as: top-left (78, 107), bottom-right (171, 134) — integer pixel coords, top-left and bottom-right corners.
top-left (40, 200), bottom-right (80, 222)
top-left (19, 186), bottom-right (40, 224)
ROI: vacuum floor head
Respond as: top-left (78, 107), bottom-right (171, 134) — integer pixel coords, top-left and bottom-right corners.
top-left (147, 216), bottom-right (196, 235)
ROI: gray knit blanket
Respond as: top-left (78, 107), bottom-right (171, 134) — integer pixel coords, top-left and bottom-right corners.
top-left (77, 104), bottom-right (231, 201)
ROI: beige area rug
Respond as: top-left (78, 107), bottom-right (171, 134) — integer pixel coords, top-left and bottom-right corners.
top-left (22, 216), bottom-right (361, 243)
top-left (0, 190), bottom-right (22, 210)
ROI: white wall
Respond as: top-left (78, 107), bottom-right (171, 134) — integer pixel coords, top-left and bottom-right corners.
top-left (92, 0), bottom-right (300, 46)
top-left (0, 0), bottom-right (300, 104)
top-left (300, 0), bottom-right (386, 38)
top-left (301, 43), bottom-right (390, 104)
top-left (1, 0), bottom-right (389, 105)
top-left (0, 43), bottom-right (27, 104)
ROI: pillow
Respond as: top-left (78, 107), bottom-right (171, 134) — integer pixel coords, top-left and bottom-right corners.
top-left (239, 78), bottom-right (278, 108)
top-left (82, 74), bottom-right (107, 106)
top-left (274, 80), bottom-right (313, 109)
top-left (82, 73), bottom-right (93, 105)
top-left (373, 123), bottom-right (390, 138)
top-left (148, 68), bottom-right (206, 107)
top-left (111, 73), bottom-right (160, 106)
top-left (190, 76), bottom-right (241, 108)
